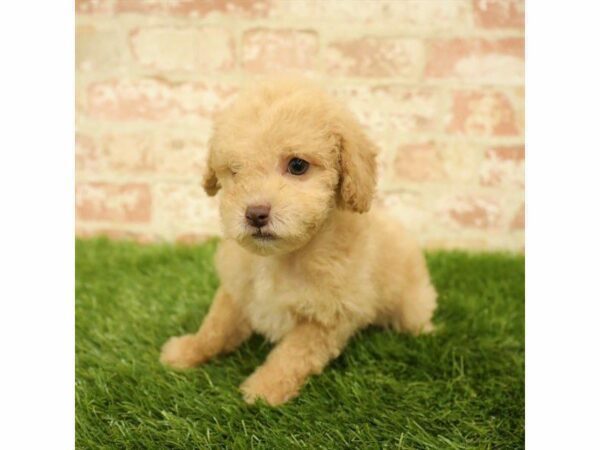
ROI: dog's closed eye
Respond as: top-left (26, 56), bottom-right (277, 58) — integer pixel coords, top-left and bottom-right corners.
top-left (226, 163), bottom-right (242, 178)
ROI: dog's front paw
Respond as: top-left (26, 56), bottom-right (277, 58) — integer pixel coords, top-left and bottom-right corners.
top-left (240, 368), bottom-right (300, 406)
top-left (159, 334), bottom-right (205, 370)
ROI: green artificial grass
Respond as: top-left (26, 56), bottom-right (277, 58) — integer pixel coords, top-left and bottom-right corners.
top-left (76, 238), bottom-right (524, 449)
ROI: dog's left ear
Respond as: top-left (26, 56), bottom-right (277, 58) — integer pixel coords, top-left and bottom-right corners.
top-left (202, 135), bottom-right (220, 196)
top-left (334, 110), bottom-right (378, 213)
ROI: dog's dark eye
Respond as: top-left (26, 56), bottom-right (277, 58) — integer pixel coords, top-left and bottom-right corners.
top-left (287, 158), bottom-right (310, 176)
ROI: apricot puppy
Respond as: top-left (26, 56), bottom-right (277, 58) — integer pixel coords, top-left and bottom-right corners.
top-left (160, 79), bottom-right (437, 405)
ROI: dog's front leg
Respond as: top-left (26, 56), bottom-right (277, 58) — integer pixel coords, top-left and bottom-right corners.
top-left (240, 320), bottom-right (354, 406)
top-left (160, 288), bottom-right (251, 370)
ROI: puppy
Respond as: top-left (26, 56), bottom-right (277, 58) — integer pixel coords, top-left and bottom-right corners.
top-left (160, 78), bottom-right (437, 405)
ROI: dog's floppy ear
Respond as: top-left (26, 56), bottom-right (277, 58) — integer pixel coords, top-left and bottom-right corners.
top-left (334, 110), bottom-right (378, 213)
top-left (202, 135), bottom-right (220, 196)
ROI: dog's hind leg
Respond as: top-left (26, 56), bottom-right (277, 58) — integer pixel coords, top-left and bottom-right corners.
top-left (379, 281), bottom-right (437, 336)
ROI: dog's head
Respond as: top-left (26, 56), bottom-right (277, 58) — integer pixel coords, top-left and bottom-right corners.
top-left (204, 79), bottom-right (378, 256)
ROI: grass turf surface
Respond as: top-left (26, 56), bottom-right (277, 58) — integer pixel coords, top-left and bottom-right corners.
top-left (76, 238), bottom-right (524, 449)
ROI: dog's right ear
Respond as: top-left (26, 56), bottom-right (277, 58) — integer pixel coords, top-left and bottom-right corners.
top-left (202, 135), bottom-right (220, 196)
top-left (334, 109), bottom-right (378, 213)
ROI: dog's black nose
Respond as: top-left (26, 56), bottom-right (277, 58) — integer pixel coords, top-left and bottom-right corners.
top-left (245, 204), bottom-right (271, 228)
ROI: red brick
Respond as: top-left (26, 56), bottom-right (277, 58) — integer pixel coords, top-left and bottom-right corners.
top-left (75, 134), bottom-right (98, 173)
top-left (76, 80), bottom-right (86, 118)
top-left (266, 0), bottom-right (314, 18)
top-left (76, 26), bottom-right (125, 72)
top-left (166, 0), bottom-right (270, 17)
top-left (241, 29), bottom-right (318, 73)
top-left (104, 134), bottom-right (155, 172)
top-left (511, 203), bottom-right (525, 230)
top-left (77, 131), bottom-right (212, 176)
top-left (77, 133), bottom-right (156, 174)
top-left (76, 183), bottom-right (152, 223)
top-left (377, 191), bottom-right (436, 233)
top-left (473, 0), bottom-right (524, 29)
top-left (480, 146), bottom-right (525, 187)
top-left (326, 37), bottom-right (424, 79)
top-left (446, 90), bottom-right (522, 136)
top-left (86, 79), bottom-right (237, 121)
top-left (393, 141), bottom-right (480, 183)
top-left (426, 38), bottom-right (524, 82)
top-left (154, 183), bottom-right (220, 238)
top-left (115, 0), bottom-right (163, 14)
top-left (130, 27), bottom-right (235, 72)
top-left (445, 195), bottom-right (501, 229)
top-left (331, 85), bottom-right (441, 135)
top-left (308, 0), bottom-right (471, 27)
top-left (394, 142), bottom-right (444, 182)
top-left (154, 136), bottom-right (208, 177)
top-left (76, 0), bottom-right (112, 14)
top-left (76, 132), bottom-right (209, 177)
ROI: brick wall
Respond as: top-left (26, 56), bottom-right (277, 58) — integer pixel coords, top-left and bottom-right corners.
top-left (75, 0), bottom-right (525, 251)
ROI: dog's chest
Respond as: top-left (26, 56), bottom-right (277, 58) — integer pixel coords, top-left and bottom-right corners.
top-left (243, 260), bottom-right (311, 342)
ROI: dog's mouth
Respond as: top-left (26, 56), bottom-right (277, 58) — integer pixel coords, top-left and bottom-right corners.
top-left (251, 230), bottom-right (277, 241)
